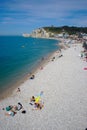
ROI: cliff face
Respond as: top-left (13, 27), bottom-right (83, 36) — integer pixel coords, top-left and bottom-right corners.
top-left (23, 28), bottom-right (68, 38)
top-left (30, 28), bottom-right (50, 38)
top-left (23, 26), bottom-right (87, 38)
top-left (29, 28), bottom-right (69, 38)
top-left (23, 28), bottom-right (53, 38)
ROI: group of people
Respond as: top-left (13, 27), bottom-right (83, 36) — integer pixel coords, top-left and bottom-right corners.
top-left (30, 96), bottom-right (44, 110)
top-left (29, 91), bottom-right (44, 110)
top-left (4, 102), bottom-right (25, 117)
top-left (80, 41), bottom-right (87, 62)
top-left (3, 91), bottom-right (44, 117)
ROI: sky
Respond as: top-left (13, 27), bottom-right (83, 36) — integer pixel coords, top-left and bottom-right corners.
top-left (0, 0), bottom-right (87, 35)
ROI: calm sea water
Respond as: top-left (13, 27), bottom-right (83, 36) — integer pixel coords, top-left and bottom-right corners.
top-left (0, 36), bottom-right (59, 93)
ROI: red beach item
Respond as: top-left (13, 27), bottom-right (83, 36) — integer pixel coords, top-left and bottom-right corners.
top-left (84, 67), bottom-right (87, 70)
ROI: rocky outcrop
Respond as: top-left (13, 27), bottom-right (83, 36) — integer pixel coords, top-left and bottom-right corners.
top-left (23, 28), bottom-right (54, 38)
top-left (30, 28), bottom-right (50, 38)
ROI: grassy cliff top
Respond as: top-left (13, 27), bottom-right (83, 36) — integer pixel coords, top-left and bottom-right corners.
top-left (43, 26), bottom-right (87, 35)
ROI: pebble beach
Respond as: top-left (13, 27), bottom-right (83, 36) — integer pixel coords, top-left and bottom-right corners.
top-left (0, 41), bottom-right (87, 130)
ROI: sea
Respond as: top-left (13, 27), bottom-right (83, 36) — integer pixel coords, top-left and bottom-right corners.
top-left (0, 36), bottom-right (59, 95)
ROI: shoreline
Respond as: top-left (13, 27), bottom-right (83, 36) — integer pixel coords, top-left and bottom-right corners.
top-left (0, 39), bottom-right (61, 101)
top-left (0, 37), bottom-right (77, 101)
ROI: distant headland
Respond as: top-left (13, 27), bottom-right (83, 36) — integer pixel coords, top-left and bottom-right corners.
top-left (23, 26), bottom-right (87, 39)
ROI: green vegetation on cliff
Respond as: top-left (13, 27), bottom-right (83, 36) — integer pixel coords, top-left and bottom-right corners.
top-left (43, 26), bottom-right (87, 35)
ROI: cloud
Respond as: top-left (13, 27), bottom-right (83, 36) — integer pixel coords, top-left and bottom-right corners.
top-left (1, 0), bottom-right (87, 15)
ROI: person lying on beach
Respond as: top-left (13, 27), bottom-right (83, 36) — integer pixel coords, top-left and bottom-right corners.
top-left (59, 54), bottom-right (63, 58)
top-left (52, 57), bottom-right (55, 61)
top-left (32, 101), bottom-right (44, 110)
top-left (11, 105), bottom-right (18, 111)
top-left (30, 75), bottom-right (35, 79)
top-left (5, 106), bottom-right (17, 117)
top-left (29, 95), bottom-right (42, 105)
top-left (5, 110), bottom-right (16, 117)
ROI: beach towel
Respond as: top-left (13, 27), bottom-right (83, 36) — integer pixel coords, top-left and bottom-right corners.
top-left (35, 91), bottom-right (44, 103)
top-left (35, 96), bottom-right (41, 103)
top-left (6, 106), bottom-right (12, 111)
top-left (84, 67), bottom-right (87, 70)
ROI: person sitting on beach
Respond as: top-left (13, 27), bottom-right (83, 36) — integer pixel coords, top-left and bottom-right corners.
top-left (30, 75), bottom-right (35, 79)
top-left (29, 96), bottom-right (36, 105)
top-left (17, 88), bottom-right (21, 92)
top-left (52, 57), bottom-right (55, 61)
top-left (30, 96), bottom-right (35, 102)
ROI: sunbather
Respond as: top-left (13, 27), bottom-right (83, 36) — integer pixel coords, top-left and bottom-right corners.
top-left (33, 101), bottom-right (44, 110)
top-left (29, 96), bottom-right (35, 105)
top-left (5, 109), bottom-right (16, 117)
top-left (30, 75), bottom-right (35, 79)
top-left (17, 88), bottom-right (21, 92)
